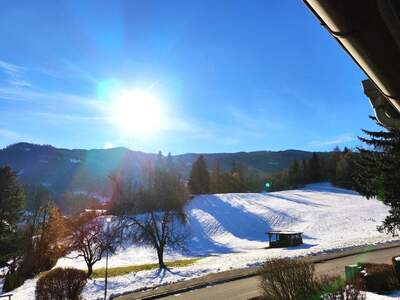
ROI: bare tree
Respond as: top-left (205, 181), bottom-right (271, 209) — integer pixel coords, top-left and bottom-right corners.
top-left (69, 213), bottom-right (119, 278)
top-left (117, 152), bottom-right (189, 269)
top-left (128, 210), bottom-right (187, 269)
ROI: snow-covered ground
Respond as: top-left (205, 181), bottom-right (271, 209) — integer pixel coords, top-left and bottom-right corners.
top-left (3, 183), bottom-right (398, 299)
top-left (366, 291), bottom-right (400, 299)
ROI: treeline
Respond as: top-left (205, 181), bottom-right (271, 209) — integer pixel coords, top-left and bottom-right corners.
top-left (23, 185), bottom-right (103, 215)
top-left (187, 148), bottom-right (356, 195)
top-left (268, 147), bottom-right (356, 191)
top-left (108, 152), bottom-right (189, 214)
top-left (188, 155), bottom-right (267, 194)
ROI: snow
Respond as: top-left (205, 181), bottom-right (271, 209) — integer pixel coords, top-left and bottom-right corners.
top-left (8, 278), bottom-right (37, 299)
top-left (69, 158), bottom-right (81, 164)
top-left (366, 291), bottom-right (400, 299)
top-left (4, 183), bottom-right (397, 299)
top-left (73, 191), bottom-right (110, 204)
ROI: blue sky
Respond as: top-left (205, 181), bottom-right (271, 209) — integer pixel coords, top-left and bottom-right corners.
top-left (0, 0), bottom-right (378, 154)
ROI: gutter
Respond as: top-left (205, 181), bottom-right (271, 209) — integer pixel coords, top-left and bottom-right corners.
top-left (303, 0), bottom-right (400, 128)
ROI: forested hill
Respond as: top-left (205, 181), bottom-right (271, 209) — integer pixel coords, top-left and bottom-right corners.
top-left (0, 142), bottom-right (328, 195)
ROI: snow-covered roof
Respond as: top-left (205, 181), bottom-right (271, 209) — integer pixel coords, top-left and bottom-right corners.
top-left (267, 231), bottom-right (303, 235)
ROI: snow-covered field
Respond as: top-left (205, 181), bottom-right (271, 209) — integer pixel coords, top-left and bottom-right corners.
top-left (366, 291), bottom-right (400, 299)
top-left (3, 183), bottom-right (398, 299)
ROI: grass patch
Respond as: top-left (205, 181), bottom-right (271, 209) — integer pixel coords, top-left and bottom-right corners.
top-left (92, 258), bottom-right (201, 278)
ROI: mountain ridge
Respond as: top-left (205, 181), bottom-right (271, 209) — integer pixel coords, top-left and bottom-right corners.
top-left (0, 142), bottom-right (331, 195)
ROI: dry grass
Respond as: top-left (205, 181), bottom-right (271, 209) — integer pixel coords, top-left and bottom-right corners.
top-left (92, 258), bottom-right (200, 278)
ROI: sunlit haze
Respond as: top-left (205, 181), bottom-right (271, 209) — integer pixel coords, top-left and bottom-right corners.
top-left (0, 1), bottom-right (380, 153)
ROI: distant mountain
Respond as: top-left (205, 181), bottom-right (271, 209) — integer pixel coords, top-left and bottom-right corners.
top-left (0, 142), bottom-right (325, 196)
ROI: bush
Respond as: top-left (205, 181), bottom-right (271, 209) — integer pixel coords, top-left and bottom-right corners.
top-left (320, 276), bottom-right (365, 300)
top-left (36, 268), bottom-right (87, 300)
top-left (259, 258), bottom-right (320, 300)
top-left (322, 285), bottom-right (365, 300)
top-left (259, 259), bottom-right (365, 300)
top-left (356, 263), bottom-right (398, 293)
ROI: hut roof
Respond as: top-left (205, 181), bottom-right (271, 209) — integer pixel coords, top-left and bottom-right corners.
top-left (267, 231), bottom-right (303, 235)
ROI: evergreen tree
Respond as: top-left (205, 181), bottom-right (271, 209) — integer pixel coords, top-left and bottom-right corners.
top-left (231, 160), bottom-right (239, 175)
top-left (188, 155), bottom-right (210, 194)
top-left (153, 151), bottom-right (167, 206)
top-left (329, 146), bottom-right (341, 183)
top-left (336, 155), bottom-right (350, 187)
top-left (0, 167), bottom-right (24, 269)
top-left (298, 160), bottom-right (306, 185)
top-left (229, 160), bottom-right (247, 192)
top-left (210, 162), bottom-right (224, 193)
top-left (355, 117), bottom-right (400, 235)
top-left (334, 148), bottom-right (354, 189)
top-left (23, 184), bottom-right (52, 212)
top-left (159, 153), bottom-right (188, 210)
top-left (288, 160), bottom-right (300, 188)
top-left (302, 159), bottom-right (311, 184)
top-left (309, 153), bottom-right (321, 183)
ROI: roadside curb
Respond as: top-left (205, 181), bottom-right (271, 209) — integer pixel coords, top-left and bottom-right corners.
top-left (112, 240), bottom-right (400, 299)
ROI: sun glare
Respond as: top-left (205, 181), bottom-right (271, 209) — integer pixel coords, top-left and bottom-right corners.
top-left (110, 90), bottom-right (165, 136)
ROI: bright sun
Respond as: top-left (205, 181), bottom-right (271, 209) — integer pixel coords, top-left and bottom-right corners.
top-left (110, 90), bottom-right (165, 136)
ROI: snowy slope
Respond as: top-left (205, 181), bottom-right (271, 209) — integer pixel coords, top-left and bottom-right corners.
top-left (187, 183), bottom-right (391, 255)
top-left (4, 183), bottom-right (397, 299)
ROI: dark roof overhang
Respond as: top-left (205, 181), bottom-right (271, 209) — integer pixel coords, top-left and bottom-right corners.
top-left (303, 0), bottom-right (400, 128)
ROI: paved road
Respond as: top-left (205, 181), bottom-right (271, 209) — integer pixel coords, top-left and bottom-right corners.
top-left (162, 246), bottom-right (400, 300)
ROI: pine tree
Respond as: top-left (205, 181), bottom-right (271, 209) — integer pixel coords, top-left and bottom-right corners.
top-left (334, 148), bottom-right (354, 189)
top-left (288, 160), bottom-right (300, 188)
top-left (298, 160), bottom-right (306, 185)
top-left (230, 160), bottom-right (247, 192)
top-left (336, 155), bottom-right (350, 188)
top-left (210, 162), bottom-right (223, 193)
top-left (231, 160), bottom-right (239, 175)
top-left (302, 159), bottom-right (311, 184)
top-left (329, 146), bottom-right (341, 183)
top-left (309, 153), bottom-right (321, 183)
top-left (188, 155), bottom-right (210, 194)
top-left (0, 167), bottom-right (24, 269)
top-left (355, 117), bottom-right (400, 235)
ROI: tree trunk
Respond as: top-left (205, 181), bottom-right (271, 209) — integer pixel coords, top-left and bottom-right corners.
top-left (157, 248), bottom-right (167, 269)
top-left (87, 264), bottom-right (93, 278)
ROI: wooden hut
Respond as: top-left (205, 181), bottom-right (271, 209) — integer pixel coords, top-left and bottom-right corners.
top-left (267, 231), bottom-right (303, 248)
